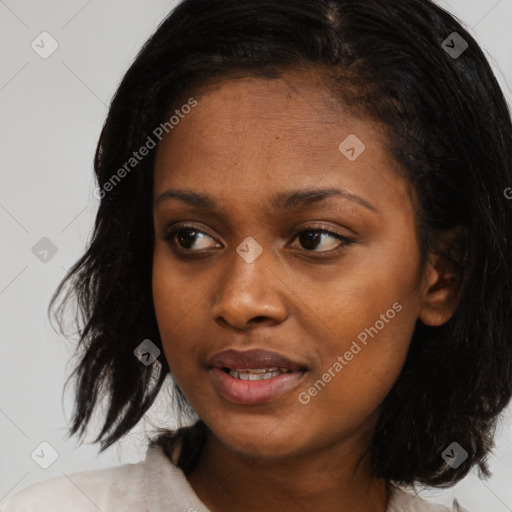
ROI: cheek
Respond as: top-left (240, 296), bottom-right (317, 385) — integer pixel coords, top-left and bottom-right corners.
top-left (297, 251), bottom-right (420, 364)
top-left (152, 246), bottom-right (207, 321)
top-left (301, 308), bottom-right (417, 437)
top-left (298, 255), bottom-right (420, 421)
top-left (152, 251), bottom-right (202, 371)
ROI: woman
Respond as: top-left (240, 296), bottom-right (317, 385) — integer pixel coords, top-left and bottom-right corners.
top-left (3, 0), bottom-right (512, 510)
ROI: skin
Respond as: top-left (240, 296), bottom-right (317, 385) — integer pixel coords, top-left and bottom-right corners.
top-left (152, 70), bottom-right (459, 512)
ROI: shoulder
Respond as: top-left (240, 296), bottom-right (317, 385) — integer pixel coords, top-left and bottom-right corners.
top-left (0, 458), bottom-right (146, 512)
top-left (388, 484), bottom-right (471, 512)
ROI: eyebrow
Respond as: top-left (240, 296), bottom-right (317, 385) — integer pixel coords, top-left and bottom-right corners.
top-left (153, 187), bottom-right (377, 213)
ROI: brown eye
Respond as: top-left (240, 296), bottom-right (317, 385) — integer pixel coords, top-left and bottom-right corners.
top-left (164, 226), bottom-right (219, 251)
top-left (289, 228), bottom-right (353, 254)
top-left (163, 224), bottom-right (354, 257)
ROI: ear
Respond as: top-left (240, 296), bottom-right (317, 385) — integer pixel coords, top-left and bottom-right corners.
top-left (418, 227), bottom-right (466, 327)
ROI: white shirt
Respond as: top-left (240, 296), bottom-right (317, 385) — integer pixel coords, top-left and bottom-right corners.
top-left (0, 443), bottom-right (470, 511)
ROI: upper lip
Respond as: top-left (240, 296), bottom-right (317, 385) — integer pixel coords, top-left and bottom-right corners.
top-left (207, 348), bottom-right (308, 372)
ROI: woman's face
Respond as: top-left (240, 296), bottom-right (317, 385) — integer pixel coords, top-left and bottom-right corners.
top-left (152, 71), bottom-right (437, 459)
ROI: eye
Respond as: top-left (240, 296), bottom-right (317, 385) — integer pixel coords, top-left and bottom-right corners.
top-left (289, 226), bottom-right (353, 255)
top-left (163, 224), bottom-right (354, 256)
top-left (163, 225), bottom-right (220, 252)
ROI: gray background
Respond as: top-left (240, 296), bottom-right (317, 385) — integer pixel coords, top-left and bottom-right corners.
top-left (1, 0), bottom-right (511, 510)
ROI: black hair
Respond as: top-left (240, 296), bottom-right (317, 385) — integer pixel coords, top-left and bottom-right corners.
top-left (49, 0), bottom-right (512, 488)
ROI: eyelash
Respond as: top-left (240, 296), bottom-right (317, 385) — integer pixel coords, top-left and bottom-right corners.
top-left (162, 224), bottom-right (354, 257)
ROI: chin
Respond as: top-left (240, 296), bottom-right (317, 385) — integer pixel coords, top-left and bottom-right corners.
top-left (208, 416), bottom-right (310, 460)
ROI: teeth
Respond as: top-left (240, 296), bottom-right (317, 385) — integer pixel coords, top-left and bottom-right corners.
top-left (240, 367), bottom-right (278, 373)
top-left (228, 367), bottom-right (291, 380)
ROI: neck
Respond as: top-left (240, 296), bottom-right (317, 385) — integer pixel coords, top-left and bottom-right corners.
top-left (186, 429), bottom-right (390, 512)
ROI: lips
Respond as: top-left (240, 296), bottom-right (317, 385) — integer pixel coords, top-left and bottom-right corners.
top-left (207, 348), bottom-right (308, 405)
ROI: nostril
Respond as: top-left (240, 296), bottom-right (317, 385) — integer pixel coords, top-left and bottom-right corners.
top-left (250, 316), bottom-right (268, 324)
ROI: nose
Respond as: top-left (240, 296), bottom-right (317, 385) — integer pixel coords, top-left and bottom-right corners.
top-left (211, 243), bottom-right (288, 330)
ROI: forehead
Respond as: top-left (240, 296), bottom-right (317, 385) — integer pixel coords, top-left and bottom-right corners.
top-left (153, 71), bottom-right (411, 215)
top-left (156, 70), bottom-right (370, 160)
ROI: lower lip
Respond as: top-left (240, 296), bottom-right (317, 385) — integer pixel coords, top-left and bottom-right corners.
top-left (209, 367), bottom-right (307, 405)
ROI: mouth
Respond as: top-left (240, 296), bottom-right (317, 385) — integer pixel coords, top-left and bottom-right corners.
top-left (223, 367), bottom-right (294, 381)
top-left (207, 349), bottom-right (309, 405)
